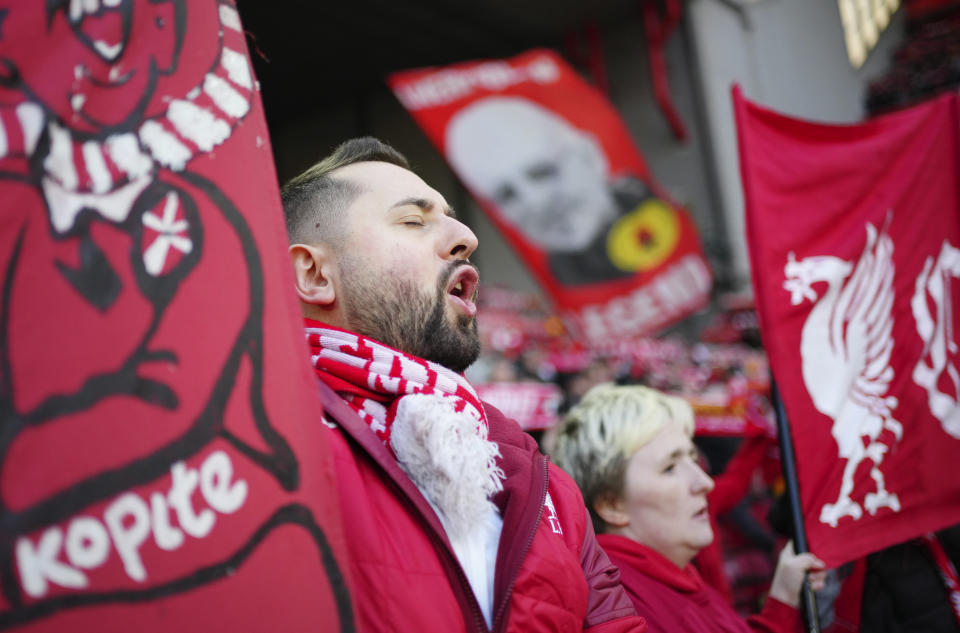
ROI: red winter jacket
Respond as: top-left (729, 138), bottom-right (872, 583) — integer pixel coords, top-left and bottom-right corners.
top-left (599, 534), bottom-right (800, 633)
top-left (317, 380), bottom-right (646, 633)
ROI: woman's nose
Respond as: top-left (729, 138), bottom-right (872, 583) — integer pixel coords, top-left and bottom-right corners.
top-left (692, 464), bottom-right (715, 494)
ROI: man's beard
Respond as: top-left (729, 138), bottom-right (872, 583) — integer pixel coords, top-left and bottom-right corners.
top-left (339, 257), bottom-right (481, 373)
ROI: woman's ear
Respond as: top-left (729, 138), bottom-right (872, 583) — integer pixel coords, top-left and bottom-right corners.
top-left (289, 243), bottom-right (336, 307)
top-left (594, 495), bottom-right (630, 529)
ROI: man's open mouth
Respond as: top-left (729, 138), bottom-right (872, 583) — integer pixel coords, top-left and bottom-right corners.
top-left (446, 265), bottom-right (479, 317)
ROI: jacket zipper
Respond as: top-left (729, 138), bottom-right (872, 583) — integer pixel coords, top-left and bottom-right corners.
top-left (491, 455), bottom-right (548, 633)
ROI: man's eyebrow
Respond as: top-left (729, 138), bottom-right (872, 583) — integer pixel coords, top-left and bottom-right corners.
top-left (390, 197), bottom-right (457, 219)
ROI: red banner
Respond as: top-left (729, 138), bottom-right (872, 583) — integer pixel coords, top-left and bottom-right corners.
top-left (388, 50), bottom-right (711, 345)
top-left (475, 382), bottom-right (562, 431)
top-left (0, 2), bottom-right (351, 630)
top-left (736, 86), bottom-right (960, 567)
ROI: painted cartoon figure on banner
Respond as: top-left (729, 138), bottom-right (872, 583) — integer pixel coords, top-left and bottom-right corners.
top-left (445, 96), bottom-right (681, 287)
top-left (0, 1), bottom-right (350, 628)
top-left (783, 220), bottom-right (902, 528)
top-left (912, 240), bottom-right (960, 440)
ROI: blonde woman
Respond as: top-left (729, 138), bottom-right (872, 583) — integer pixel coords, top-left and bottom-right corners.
top-left (554, 383), bottom-right (826, 633)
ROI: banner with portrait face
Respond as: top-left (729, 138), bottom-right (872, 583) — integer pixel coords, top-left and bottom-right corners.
top-left (388, 49), bottom-right (711, 345)
top-left (0, 1), bottom-right (352, 630)
top-left (735, 87), bottom-right (960, 567)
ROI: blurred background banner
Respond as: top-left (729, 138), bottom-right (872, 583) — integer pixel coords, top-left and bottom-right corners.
top-left (474, 382), bottom-right (562, 432)
top-left (0, 1), bottom-right (352, 630)
top-left (388, 49), bottom-right (711, 345)
top-left (736, 86), bottom-right (960, 568)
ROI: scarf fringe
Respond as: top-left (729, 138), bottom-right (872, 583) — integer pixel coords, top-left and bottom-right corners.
top-left (392, 394), bottom-right (504, 539)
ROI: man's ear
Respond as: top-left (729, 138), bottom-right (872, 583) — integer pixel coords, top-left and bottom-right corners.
top-left (289, 243), bottom-right (336, 307)
top-left (594, 495), bottom-right (630, 529)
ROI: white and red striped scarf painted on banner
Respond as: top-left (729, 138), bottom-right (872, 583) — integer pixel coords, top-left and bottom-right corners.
top-left (0, 1), bottom-right (253, 235)
top-left (305, 321), bottom-right (489, 448)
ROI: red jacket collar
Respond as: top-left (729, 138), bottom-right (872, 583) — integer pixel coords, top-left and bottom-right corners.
top-left (597, 533), bottom-right (704, 594)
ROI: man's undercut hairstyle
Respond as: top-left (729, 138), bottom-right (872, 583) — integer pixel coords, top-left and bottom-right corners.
top-left (281, 136), bottom-right (411, 245)
top-left (552, 383), bottom-right (694, 535)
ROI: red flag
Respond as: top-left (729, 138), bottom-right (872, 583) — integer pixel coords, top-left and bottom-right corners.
top-left (735, 86), bottom-right (960, 567)
top-left (388, 50), bottom-right (711, 345)
top-left (0, 1), bottom-right (352, 630)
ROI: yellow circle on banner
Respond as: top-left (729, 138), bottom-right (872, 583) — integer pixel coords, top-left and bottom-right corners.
top-left (606, 198), bottom-right (681, 272)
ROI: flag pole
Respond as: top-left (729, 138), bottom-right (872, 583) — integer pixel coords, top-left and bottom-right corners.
top-left (770, 377), bottom-right (821, 633)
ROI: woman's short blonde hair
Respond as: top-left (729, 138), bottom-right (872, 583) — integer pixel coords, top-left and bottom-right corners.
top-left (552, 383), bottom-right (694, 534)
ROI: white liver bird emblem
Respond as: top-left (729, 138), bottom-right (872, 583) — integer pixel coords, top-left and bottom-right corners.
top-left (912, 240), bottom-right (960, 439)
top-left (783, 221), bottom-right (902, 527)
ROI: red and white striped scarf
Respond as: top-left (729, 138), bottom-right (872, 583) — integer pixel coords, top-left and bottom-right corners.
top-left (305, 320), bottom-right (489, 448)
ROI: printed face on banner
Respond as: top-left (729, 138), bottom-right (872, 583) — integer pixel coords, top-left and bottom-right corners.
top-left (445, 96), bottom-right (614, 253)
top-left (0, 1), bottom-right (350, 629)
top-left (388, 51), bottom-right (712, 344)
top-left (0, 0), bottom-right (226, 420)
top-left (0, 0), bottom-right (190, 133)
top-left (737, 89), bottom-right (960, 567)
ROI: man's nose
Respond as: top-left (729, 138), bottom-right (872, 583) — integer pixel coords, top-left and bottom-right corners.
top-left (444, 216), bottom-right (478, 260)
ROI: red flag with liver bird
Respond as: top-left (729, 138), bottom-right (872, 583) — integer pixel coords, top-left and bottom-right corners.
top-left (736, 86), bottom-right (960, 566)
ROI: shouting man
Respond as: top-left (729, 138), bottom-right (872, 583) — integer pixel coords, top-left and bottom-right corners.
top-left (283, 137), bottom-right (646, 633)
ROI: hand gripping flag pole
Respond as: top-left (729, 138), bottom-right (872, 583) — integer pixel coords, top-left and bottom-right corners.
top-left (770, 377), bottom-right (821, 633)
